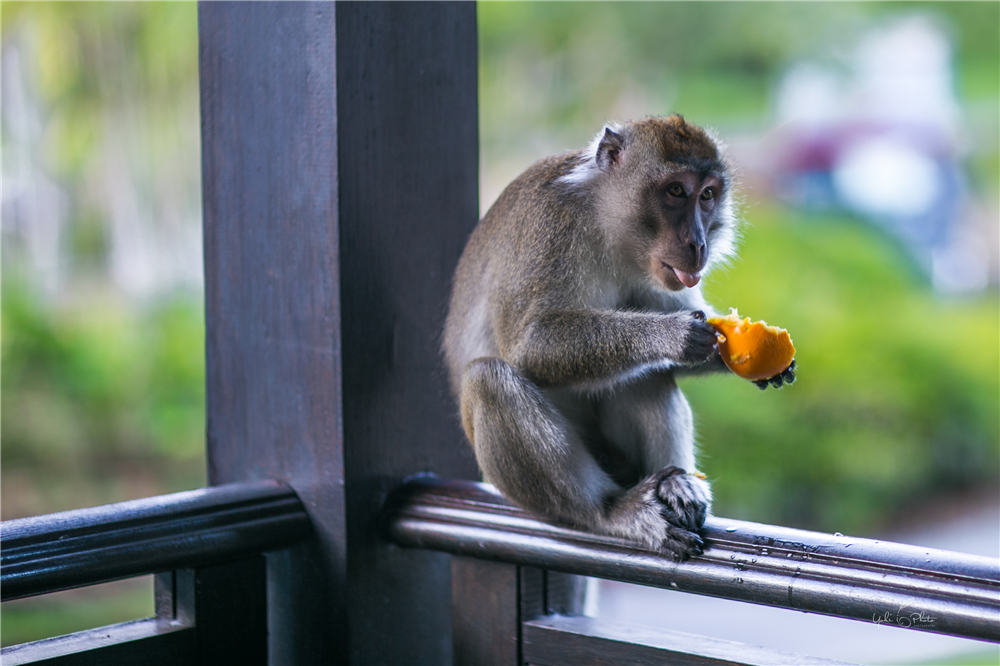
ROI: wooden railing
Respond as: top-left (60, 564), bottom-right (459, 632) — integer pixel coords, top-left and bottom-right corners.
top-left (2, 476), bottom-right (997, 665)
top-left (0, 482), bottom-right (310, 666)
top-left (385, 476), bottom-right (1000, 666)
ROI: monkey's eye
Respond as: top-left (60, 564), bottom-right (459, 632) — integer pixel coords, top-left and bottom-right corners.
top-left (666, 183), bottom-right (685, 197)
top-left (700, 188), bottom-right (715, 201)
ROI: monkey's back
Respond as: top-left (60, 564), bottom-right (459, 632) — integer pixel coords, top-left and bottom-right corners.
top-left (443, 150), bottom-right (596, 398)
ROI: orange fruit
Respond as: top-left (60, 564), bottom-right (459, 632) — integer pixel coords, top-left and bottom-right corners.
top-left (707, 309), bottom-right (796, 381)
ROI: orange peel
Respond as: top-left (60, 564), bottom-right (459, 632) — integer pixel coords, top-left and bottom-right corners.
top-left (707, 309), bottom-right (796, 381)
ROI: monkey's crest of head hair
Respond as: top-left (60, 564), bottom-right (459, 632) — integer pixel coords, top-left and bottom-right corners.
top-left (557, 115), bottom-right (724, 189)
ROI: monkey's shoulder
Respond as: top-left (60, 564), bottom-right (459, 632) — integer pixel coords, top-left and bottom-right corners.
top-left (484, 150), bottom-right (585, 216)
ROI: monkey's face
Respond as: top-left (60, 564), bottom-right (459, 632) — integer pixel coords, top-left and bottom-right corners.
top-left (644, 169), bottom-right (725, 292)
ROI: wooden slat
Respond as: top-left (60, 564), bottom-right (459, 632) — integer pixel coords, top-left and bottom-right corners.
top-left (522, 615), bottom-right (858, 666)
top-left (452, 557), bottom-right (520, 666)
top-left (0, 618), bottom-right (196, 666)
top-left (193, 557), bottom-right (267, 666)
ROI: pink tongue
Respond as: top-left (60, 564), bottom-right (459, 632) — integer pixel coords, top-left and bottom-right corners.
top-left (673, 268), bottom-right (701, 288)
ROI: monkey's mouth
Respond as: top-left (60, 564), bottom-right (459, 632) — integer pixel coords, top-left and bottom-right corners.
top-left (659, 261), bottom-right (701, 289)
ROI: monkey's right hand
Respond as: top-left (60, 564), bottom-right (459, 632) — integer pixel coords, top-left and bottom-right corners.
top-left (674, 310), bottom-right (718, 366)
top-left (655, 466), bottom-right (710, 561)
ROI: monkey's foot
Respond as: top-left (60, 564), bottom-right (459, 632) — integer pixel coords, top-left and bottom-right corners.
top-left (655, 466), bottom-right (710, 561)
top-left (753, 359), bottom-right (797, 390)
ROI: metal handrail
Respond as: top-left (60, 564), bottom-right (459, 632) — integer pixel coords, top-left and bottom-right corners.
top-left (1, 481), bottom-right (311, 601)
top-left (385, 476), bottom-right (1000, 643)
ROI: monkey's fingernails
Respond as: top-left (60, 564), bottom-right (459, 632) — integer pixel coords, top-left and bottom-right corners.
top-left (781, 367), bottom-right (796, 384)
top-left (768, 375), bottom-right (784, 389)
top-left (753, 379), bottom-right (769, 391)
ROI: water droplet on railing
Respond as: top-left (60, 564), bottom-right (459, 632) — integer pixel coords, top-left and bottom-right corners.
top-left (726, 526), bottom-right (738, 532)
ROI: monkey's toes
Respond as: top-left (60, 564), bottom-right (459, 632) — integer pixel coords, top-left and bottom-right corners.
top-left (655, 466), bottom-right (708, 532)
top-left (660, 523), bottom-right (704, 561)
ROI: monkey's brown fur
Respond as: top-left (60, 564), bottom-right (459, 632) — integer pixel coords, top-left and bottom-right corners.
top-left (444, 116), bottom-right (738, 559)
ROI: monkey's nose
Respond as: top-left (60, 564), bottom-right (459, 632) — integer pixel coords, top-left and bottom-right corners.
top-left (690, 241), bottom-right (706, 267)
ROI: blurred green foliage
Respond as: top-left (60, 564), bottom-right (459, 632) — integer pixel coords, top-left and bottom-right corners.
top-left (2, 1), bottom-right (203, 646)
top-left (0, 578), bottom-right (153, 647)
top-left (1, 281), bottom-right (206, 518)
top-left (687, 208), bottom-right (998, 533)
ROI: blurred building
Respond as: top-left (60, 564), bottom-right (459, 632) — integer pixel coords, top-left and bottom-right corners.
top-left (766, 17), bottom-right (993, 294)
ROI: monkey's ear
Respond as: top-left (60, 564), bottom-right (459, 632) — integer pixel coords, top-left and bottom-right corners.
top-left (596, 128), bottom-right (625, 170)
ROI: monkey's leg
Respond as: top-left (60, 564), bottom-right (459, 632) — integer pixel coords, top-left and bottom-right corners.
top-left (596, 373), bottom-right (712, 557)
top-left (461, 358), bottom-right (704, 559)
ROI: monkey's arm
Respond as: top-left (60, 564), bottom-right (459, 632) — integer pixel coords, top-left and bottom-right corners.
top-left (507, 308), bottom-right (716, 389)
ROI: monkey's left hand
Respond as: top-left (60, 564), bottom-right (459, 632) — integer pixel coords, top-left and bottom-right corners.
top-left (753, 359), bottom-right (796, 390)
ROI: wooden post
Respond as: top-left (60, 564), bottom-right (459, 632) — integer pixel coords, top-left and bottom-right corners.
top-left (335, 4), bottom-right (480, 663)
top-left (199, 2), bottom-right (478, 663)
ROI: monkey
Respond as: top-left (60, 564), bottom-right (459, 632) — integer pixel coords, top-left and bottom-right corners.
top-left (443, 115), bottom-right (793, 560)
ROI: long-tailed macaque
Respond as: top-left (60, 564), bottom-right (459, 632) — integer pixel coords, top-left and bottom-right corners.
top-left (444, 116), bottom-right (791, 560)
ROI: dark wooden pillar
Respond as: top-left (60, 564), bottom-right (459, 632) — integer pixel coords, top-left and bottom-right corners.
top-left (199, 3), bottom-right (346, 662)
top-left (199, 2), bottom-right (478, 664)
top-left (336, 4), bottom-right (480, 663)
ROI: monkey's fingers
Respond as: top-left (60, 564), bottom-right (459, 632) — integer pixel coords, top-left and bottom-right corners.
top-left (780, 360), bottom-right (796, 385)
top-left (754, 359), bottom-right (796, 391)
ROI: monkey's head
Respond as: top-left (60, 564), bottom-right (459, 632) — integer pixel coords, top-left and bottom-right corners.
top-left (562, 115), bottom-right (738, 292)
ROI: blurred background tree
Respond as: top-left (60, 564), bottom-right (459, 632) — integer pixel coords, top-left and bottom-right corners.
top-left (1, 0), bottom-right (997, 653)
top-left (2, 1), bottom-right (203, 523)
top-left (2, 1), bottom-right (202, 644)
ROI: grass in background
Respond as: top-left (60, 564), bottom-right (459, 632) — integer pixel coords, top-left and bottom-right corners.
top-left (0, 577), bottom-right (154, 648)
top-left (1, 284), bottom-right (206, 520)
